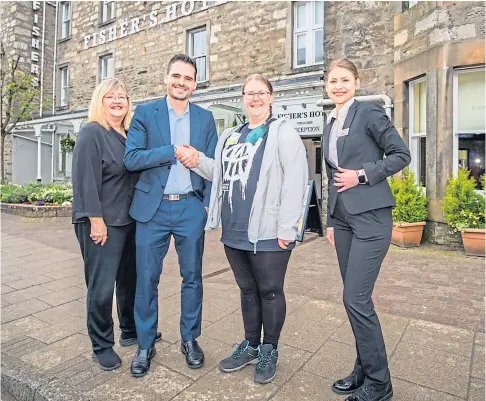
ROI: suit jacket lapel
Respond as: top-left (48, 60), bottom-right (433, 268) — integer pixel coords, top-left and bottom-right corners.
top-left (155, 97), bottom-right (171, 145)
top-left (323, 118), bottom-right (333, 164)
top-left (337, 100), bottom-right (358, 163)
top-left (189, 103), bottom-right (200, 148)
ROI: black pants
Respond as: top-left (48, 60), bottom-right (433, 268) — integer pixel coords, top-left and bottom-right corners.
top-left (75, 222), bottom-right (137, 352)
top-left (224, 245), bottom-right (291, 347)
top-left (332, 194), bottom-right (393, 388)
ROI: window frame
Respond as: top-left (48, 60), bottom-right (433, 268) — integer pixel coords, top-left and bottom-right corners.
top-left (100, 0), bottom-right (116, 24)
top-left (99, 53), bottom-right (115, 82)
top-left (452, 66), bottom-right (486, 190)
top-left (408, 77), bottom-right (427, 188)
top-left (187, 26), bottom-right (208, 84)
top-left (292, 1), bottom-right (324, 68)
top-left (59, 66), bottom-right (69, 107)
top-left (60, 1), bottom-right (71, 40)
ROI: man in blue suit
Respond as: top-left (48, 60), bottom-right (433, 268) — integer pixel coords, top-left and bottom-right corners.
top-left (124, 54), bottom-right (218, 377)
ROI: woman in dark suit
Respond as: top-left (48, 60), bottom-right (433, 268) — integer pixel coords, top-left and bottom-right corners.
top-left (324, 59), bottom-right (411, 401)
top-left (72, 78), bottom-right (159, 371)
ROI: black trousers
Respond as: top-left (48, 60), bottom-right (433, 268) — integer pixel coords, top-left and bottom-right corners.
top-left (75, 222), bottom-right (137, 352)
top-left (224, 245), bottom-right (291, 347)
top-left (332, 195), bottom-right (392, 388)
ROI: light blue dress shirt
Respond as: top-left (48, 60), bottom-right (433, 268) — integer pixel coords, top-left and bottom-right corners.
top-left (164, 99), bottom-right (193, 195)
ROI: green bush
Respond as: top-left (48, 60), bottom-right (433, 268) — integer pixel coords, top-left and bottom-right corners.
top-left (389, 169), bottom-right (428, 223)
top-left (0, 183), bottom-right (73, 206)
top-left (442, 168), bottom-right (486, 231)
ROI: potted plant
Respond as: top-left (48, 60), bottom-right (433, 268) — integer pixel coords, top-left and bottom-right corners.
top-left (389, 169), bottom-right (428, 248)
top-left (60, 134), bottom-right (76, 153)
top-left (442, 168), bottom-right (485, 257)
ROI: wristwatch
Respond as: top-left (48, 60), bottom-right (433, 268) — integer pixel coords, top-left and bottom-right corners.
top-left (173, 145), bottom-right (178, 157)
top-left (357, 169), bottom-right (368, 185)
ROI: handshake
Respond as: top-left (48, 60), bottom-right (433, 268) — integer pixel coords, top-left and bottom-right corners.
top-left (175, 145), bottom-right (199, 169)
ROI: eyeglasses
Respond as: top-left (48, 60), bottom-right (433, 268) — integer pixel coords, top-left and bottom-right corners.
top-left (243, 91), bottom-right (271, 100)
top-left (104, 95), bottom-right (129, 102)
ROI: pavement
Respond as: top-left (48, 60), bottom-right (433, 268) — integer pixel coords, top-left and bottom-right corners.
top-left (1, 213), bottom-right (484, 401)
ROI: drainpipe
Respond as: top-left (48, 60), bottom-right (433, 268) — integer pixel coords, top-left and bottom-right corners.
top-left (52, 1), bottom-right (59, 115)
top-left (316, 94), bottom-right (393, 119)
top-left (50, 125), bottom-right (57, 183)
top-left (34, 126), bottom-right (42, 182)
top-left (39, 2), bottom-right (46, 118)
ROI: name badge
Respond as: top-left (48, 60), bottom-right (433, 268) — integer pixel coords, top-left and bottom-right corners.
top-left (337, 128), bottom-right (349, 138)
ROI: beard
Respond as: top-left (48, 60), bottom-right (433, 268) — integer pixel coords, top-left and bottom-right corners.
top-left (168, 85), bottom-right (193, 101)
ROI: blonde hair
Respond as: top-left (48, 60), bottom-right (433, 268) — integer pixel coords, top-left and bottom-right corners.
top-left (88, 78), bottom-right (133, 130)
top-left (327, 59), bottom-right (360, 80)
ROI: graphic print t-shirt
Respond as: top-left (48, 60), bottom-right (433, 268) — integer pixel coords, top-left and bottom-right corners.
top-left (220, 124), bottom-right (292, 252)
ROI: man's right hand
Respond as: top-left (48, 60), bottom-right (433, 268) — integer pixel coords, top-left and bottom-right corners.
top-left (326, 228), bottom-right (335, 248)
top-left (176, 145), bottom-right (199, 168)
top-left (89, 217), bottom-right (108, 246)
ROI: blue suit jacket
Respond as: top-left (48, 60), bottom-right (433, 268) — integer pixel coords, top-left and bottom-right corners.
top-left (124, 97), bottom-right (218, 223)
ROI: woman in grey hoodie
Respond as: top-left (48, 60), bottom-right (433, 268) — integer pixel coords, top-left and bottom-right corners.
top-left (178, 74), bottom-right (308, 384)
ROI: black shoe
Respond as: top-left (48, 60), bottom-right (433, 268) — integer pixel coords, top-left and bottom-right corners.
top-left (120, 331), bottom-right (162, 347)
top-left (130, 347), bottom-right (156, 377)
top-left (181, 340), bottom-right (204, 369)
top-left (92, 348), bottom-right (122, 371)
top-left (345, 383), bottom-right (393, 401)
top-left (332, 372), bottom-right (365, 395)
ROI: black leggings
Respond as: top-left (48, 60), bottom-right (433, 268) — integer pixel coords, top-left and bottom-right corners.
top-left (224, 245), bottom-right (291, 348)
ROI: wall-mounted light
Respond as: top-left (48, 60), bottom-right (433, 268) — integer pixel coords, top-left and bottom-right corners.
top-left (302, 103), bottom-right (307, 109)
top-left (281, 105), bottom-right (287, 110)
top-left (475, 158), bottom-right (481, 163)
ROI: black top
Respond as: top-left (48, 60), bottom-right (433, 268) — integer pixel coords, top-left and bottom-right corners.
top-left (220, 123), bottom-right (294, 252)
top-left (72, 122), bottom-right (137, 226)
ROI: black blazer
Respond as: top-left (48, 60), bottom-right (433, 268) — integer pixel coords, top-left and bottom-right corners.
top-left (323, 100), bottom-right (411, 227)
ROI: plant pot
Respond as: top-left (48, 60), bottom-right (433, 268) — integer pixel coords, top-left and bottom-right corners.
top-left (391, 222), bottom-right (426, 248)
top-left (461, 228), bottom-right (485, 257)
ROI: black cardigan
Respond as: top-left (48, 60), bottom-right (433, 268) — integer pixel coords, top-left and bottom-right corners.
top-left (71, 122), bottom-right (137, 226)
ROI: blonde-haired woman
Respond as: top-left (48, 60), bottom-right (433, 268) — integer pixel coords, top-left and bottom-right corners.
top-left (72, 78), bottom-right (159, 371)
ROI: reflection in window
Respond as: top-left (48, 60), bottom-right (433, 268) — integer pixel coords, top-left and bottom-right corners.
top-left (458, 134), bottom-right (485, 189)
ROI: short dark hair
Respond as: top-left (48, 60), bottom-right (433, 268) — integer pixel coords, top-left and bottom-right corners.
top-left (167, 54), bottom-right (197, 80)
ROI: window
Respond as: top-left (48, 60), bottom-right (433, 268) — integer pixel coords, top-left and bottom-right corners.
top-left (59, 67), bottom-right (69, 107)
top-left (99, 54), bottom-right (114, 81)
top-left (215, 119), bottom-right (225, 135)
top-left (187, 27), bottom-right (207, 83)
top-left (454, 68), bottom-right (485, 189)
top-left (101, 0), bottom-right (115, 23)
top-left (60, 2), bottom-right (71, 39)
top-left (293, 1), bottom-right (324, 68)
top-left (409, 78), bottom-right (427, 187)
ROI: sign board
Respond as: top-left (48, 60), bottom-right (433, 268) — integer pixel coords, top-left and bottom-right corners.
top-left (274, 101), bottom-right (324, 137)
top-left (296, 180), bottom-right (323, 242)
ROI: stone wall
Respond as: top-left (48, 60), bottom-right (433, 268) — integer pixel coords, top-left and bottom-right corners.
top-left (56, 1), bottom-right (318, 111)
top-left (324, 1), bottom-right (397, 98)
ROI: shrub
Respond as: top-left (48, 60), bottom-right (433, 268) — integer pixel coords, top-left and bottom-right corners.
top-left (0, 183), bottom-right (73, 206)
top-left (389, 169), bottom-right (428, 223)
top-left (442, 168), bottom-right (486, 231)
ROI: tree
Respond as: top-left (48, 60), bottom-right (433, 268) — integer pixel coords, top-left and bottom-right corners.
top-left (0, 40), bottom-right (44, 183)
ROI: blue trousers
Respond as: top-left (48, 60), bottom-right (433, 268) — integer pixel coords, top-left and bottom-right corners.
top-left (134, 196), bottom-right (207, 349)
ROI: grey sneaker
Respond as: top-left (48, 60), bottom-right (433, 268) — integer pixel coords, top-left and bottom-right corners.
top-left (219, 340), bottom-right (259, 372)
top-left (254, 344), bottom-right (278, 384)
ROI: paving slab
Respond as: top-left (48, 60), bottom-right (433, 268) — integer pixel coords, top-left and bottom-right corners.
top-left (399, 319), bottom-right (475, 357)
top-left (1, 315), bottom-right (51, 343)
top-left (389, 342), bottom-right (471, 398)
top-left (88, 363), bottom-right (193, 401)
top-left (1, 298), bottom-right (52, 323)
top-left (468, 376), bottom-right (485, 401)
top-left (471, 332), bottom-right (485, 379)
